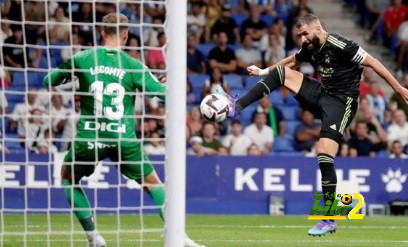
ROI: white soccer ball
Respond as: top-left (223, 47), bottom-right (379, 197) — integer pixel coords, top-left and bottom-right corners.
top-left (200, 94), bottom-right (230, 122)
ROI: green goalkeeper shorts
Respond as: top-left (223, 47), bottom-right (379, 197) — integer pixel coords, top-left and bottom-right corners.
top-left (63, 140), bottom-right (154, 181)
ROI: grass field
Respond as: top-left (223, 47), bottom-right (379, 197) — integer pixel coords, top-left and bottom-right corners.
top-left (1, 214), bottom-right (407, 247)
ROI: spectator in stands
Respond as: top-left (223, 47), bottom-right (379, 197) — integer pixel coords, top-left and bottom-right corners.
top-left (286, 0), bottom-right (313, 50)
top-left (1, 0), bottom-right (22, 22)
top-left (0, 60), bottom-right (11, 88)
top-left (364, 0), bottom-right (389, 42)
top-left (154, 105), bottom-right (166, 138)
top-left (247, 143), bottom-right (261, 156)
top-left (210, 4), bottom-right (240, 44)
top-left (62, 33), bottom-right (83, 61)
top-left (144, 132), bottom-right (166, 155)
top-left (147, 31), bottom-right (166, 70)
top-left (61, 95), bottom-right (80, 151)
top-left (245, 0), bottom-right (276, 16)
top-left (397, 14), bottom-right (408, 76)
top-left (187, 34), bottom-right (206, 74)
top-left (360, 68), bottom-right (384, 98)
top-left (294, 109), bottom-right (321, 152)
top-left (202, 122), bottom-right (222, 155)
top-left (24, 1), bottom-right (46, 44)
top-left (366, 82), bottom-right (387, 123)
top-left (387, 109), bottom-right (408, 150)
top-left (3, 25), bottom-right (26, 68)
top-left (73, 3), bottom-right (94, 46)
top-left (269, 19), bottom-right (286, 47)
top-left (26, 108), bottom-right (49, 152)
top-left (0, 18), bottom-right (12, 43)
top-left (264, 33), bottom-right (286, 67)
top-left (9, 88), bottom-right (40, 138)
top-left (389, 140), bottom-right (408, 158)
top-left (144, 17), bottom-right (164, 47)
top-left (383, 0), bottom-right (408, 47)
top-left (244, 112), bottom-right (273, 155)
top-left (390, 73), bottom-right (408, 117)
top-left (240, 6), bottom-right (268, 50)
top-left (274, 0), bottom-right (292, 24)
top-left (338, 142), bottom-right (350, 157)
top-left (187, 136), bottom-right (206, 156)
top-left (187, 3), bottom-right (206, 39)
top-left (36, 129), bottom-right (58, 154)
top-left (121, 4), bottom-right (150, 37)
top-left (202, 68), bottom-right (231, 98)
top-left (236, 34), bottom-right (262, 74)
top-left (218, 146), bottom-right (229, 155)
top-left (50, 94), bottom-right (69, 134)
top-left (349, 122), bottom-right (375, 157)
top-left (222, 120), bottom-right (252, 155)
top-left (208, 32), bottom-right (237, 74)
top-left (187, 106), bottom-right (203, 136)
top-left (187, 79), bottom-right (196, 105)
top-left (145, 0), bottom-right (166, 19)
top-left (203, 0), bottom-right (222, 42)
top-left (49, 7), bottom-right (70, 42)
top-left (125, 34), bottom-right (142, 61)
top-left (0, 132), bottom-right (10, 154)
top-left (252, 96), bottom-right (286, 136)
top-left (362, 107), bottom-right (388, 152)
top-left (0, 90), bottom-right (8, 116)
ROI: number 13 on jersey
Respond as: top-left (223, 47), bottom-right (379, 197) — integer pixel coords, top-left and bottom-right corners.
top-left (90, 81), bottom-right (125, 120)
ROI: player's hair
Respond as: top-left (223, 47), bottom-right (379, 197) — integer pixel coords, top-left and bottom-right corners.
top-left (296, 13), bottom-right (319, 28)
top-left (102, 13), bottom-right (129, 36)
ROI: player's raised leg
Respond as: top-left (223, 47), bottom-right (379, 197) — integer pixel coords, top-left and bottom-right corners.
top-left (61, 147), bottom-right (107, 247)
top-left (216, 66), bottom-right (304, 117)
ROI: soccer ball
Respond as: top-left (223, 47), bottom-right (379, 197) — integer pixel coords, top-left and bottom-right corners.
top-left (200, 94), bottom-right (229, 122)
top-left (341, 194), bottom-right (353, 205)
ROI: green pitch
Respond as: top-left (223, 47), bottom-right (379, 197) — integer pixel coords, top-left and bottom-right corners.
top-left (1, 215), bottom-right (407, 246)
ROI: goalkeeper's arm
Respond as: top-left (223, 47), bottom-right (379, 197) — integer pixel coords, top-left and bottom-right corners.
top-left (43, 59), bottom-right (73, 87)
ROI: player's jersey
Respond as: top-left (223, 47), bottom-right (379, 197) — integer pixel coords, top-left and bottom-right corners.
top-left (295, 33), bottom-right (367, 98)
top-left (43, 47), bottom-right (165, 141)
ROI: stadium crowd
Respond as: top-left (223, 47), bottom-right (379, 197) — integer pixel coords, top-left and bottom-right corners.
top-left (0, 0), bottom-right (408, 159)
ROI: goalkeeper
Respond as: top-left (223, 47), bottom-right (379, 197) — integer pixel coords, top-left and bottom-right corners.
top-left (44, 13), bottom-right (203, 247)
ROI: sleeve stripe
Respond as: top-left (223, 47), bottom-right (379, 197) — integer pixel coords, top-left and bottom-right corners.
top-left (327, 36), bottom-right (346, 49)
top-left (351, 47), bottom-right (368, 64)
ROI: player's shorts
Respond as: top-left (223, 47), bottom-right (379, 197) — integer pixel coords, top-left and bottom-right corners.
top-left (63, 139), bottom-right (154, 182)
top-left (294, 76), bottom-right (358, 144)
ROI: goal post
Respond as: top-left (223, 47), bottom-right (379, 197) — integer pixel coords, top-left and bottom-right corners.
top-left (165, 0), bottom-right (187, 245)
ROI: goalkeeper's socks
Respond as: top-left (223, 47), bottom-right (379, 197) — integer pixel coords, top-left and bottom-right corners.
top-left (149, 185), bottom-right (165, 221)
top-left (317, 154), bottom-right (337, 216)
top-left (62, 180), bottom-right (94, 230)
top-left (236, 66), bottom-right (285, 113)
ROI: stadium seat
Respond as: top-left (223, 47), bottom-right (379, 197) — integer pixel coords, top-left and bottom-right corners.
top-left (227, 44), bottom-right (242, 51)
top-left (223, 74), bottom-right (243, 89)
top-left (285, 121), bottom-right (300, 137)
top-left (231, 14), bottom-right (248, 28)
top-left (12, 72), bottom-right (25, 86)
top-left (244, 76), bottom-right (259, 88)
top-left (277, 106), bottom-right (299, 121)
top-left (195, 44), bottom-right (215, 60)
top-left (260, 15), bottom-right (275, 28)
top-left (270, 91), bottom-right (284, 105)
top-left (188, 74), bottom-right (209, 87)
top-left (283, 93), bottom-right (299, 106)
top-left (241, 105), bottom-right (256, 123)
top-left (273, 136), bottom-right (295, 152)
top-left (6, 93), bottom-right (24, 103)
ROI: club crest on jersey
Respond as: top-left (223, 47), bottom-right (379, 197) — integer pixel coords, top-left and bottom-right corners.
top-left (84, 121), bottom-right (126, 133)
top-left (325, 54), bottom-right (330, 64)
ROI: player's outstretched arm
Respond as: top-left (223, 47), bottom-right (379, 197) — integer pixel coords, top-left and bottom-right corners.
top-left (362, 54), bottom-right (408, 103)
top-left (247, 54), bottom-right (301, 76)
top-left (43, 59), bottom-right (73, 87)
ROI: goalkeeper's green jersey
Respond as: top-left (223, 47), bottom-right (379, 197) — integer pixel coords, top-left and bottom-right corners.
top-left (43, 47), bottom-right (165, 141)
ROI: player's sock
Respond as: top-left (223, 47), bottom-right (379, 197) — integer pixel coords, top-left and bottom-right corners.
top-left (62, 180), bottom-right (95, 231)
top-left (317, 153), bottom-right (337, 217)
top-left (236, 66), bottom-right (285, 114)
top-left (149, 185), bottom-right (165, 221)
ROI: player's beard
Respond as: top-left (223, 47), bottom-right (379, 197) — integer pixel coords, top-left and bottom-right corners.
top-left (305, 35), bottom-right (320, 50)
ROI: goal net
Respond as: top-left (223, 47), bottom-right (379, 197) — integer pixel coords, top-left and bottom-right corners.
top-left (0, 1), bottom-right (185, 246)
